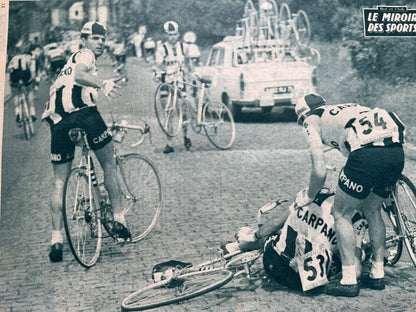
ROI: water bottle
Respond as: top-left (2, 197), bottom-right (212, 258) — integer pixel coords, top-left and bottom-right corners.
top-left (113, 119), bottom-right (128, 143)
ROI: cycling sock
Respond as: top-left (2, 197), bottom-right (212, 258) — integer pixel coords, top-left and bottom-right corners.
top-left (15, 106), bottom-right (20, 116)
top-left (51, 230), bottom-right (63, 245)
top-left (30, 106), bottom-right (36, 116)
top-left (113, 213), bottom-right (126, 226)
top-left (340, 265), bottom-right (357, 285)
top-left (369, 261), bottom-right (384, 279)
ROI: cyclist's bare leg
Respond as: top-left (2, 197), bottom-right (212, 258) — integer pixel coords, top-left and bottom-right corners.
top-left (27, 88), bottom-right (36, 117)
top-left (332, 186), bottom-right (363, 283)
top-left (359, 192), bottom-right (386, 278)
top-left (50, 161), bottom-right (72, 240)
top-left (93, 142), bottom-right (122, 219)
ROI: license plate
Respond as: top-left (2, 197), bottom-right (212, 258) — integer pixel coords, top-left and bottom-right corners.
top-left (264, 86), bottom-right (293, 94)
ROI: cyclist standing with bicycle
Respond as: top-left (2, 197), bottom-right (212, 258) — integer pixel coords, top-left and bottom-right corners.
top-left (154, 21), bottom-right (193, 153)
top-left (42, 21), bottom-right (130, 262)
top-left (7, 41), bottom-right (37, 123)
top-left (294, 94), bottom-right (405, 296)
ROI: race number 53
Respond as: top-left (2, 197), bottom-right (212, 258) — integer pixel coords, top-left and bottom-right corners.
top-left (297, 249), bottom-right (330, 291)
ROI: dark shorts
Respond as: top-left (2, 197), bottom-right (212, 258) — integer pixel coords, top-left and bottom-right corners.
top-left (50, 59), bottom-right (66, 74)
top-left (338, 143), bottom-right (404, 199)
top-left (49, 107), bottom-right (112, 164)
top-left (10, 70), bottom-right (31, 85)
top-left (263, 234), bottom-right (302, 291)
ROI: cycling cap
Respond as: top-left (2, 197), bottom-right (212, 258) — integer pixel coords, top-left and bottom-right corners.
top-left (164, 21), bottom-right (179, 34)
top-left (81, 22), bottom-right (107, 36)
top-left (183, 31), bottom-right (197, 43)
top-left (295, 94), bottom-right (326, 124)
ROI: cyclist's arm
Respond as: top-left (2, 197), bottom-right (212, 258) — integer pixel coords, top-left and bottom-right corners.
top-left (237, 206), bottom-right (290, 251)
top-left (303, 116), bottom-right (327, 199)
top-left (74, 63), bottom-right (105, 89)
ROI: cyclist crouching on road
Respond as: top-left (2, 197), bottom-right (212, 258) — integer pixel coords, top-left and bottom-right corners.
top-left (221, 190), bottom-right (366, 294)
top-left (293, 94), bottom-right (405, 296)
top-left (7, 42), bottom-right (37, 122)
top-left (42, 22), bottom-right (130, 262)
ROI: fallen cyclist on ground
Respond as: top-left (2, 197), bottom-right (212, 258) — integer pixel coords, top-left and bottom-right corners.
top-left (221, 189), bottom-right (369, 294)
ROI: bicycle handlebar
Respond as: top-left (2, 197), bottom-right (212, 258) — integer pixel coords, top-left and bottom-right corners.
top-left (110, 120), bottom-right (152, 147)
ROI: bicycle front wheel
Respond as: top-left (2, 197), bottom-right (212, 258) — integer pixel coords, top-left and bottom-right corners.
top-left (202, 100), bottom-right (235, 150)
top-left (121, 269), bottom-right (233, 311)
top-left (21, 98), bottom-right (33, 140)
top-left (393, 174), bottom-right (416, 266)
top-left (154, 83), bottom-right (183, 137)
top-left (117, 154), bottom-right (162, 242)
top-left (63, 167), bottom-right (102, 268)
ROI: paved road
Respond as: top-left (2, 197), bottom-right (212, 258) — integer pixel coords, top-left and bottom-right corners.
top-left (1, 57), bottom-right (416, 312)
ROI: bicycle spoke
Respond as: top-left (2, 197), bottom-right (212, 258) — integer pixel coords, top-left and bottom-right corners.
top-left (63, 168), bottom-right (102, 268)
top-left (393, 175), bottom-right (416, 266)
top-left (117, 154), bottom-right (162, 242)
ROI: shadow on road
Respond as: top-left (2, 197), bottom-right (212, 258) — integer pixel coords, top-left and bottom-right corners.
top-left (235, 108), bottom-right (297, 124)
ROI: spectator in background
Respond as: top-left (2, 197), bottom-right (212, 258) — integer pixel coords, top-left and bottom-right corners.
top-left (131, 25), bottom-right (147, 59)
top-left (112, 34), bottom-right (128, 80)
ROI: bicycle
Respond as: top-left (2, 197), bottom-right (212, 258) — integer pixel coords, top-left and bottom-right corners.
top-left (14, 81), bottom-right (35, 140)
top-left (62, 118), bottom-right (162, 268)
top-left (121, 242), bottom-right (263, 311)
top-left (278, 3), bottom-right (310, 49)
top-left (120, 199), bottom-right (291, 311)
top-left (153, 65), bottom-right (236, 150)
top-left (361, 174), bottom-right (416, 267)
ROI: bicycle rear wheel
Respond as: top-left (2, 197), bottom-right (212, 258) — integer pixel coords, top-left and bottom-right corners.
top-left (117, 153), bottom-right (162, 242)
top-left (121, 269), bottom-right (233, 311)
top-left (294, 10), bottom-right (310, 48)
top-left (63, 167), bottom-right (102, 268)
top-left (154, 83), bottom-right (183, 137)
top-left (202, 100), bottom-right (235, 150)
top-left (393, 174), bottom-right (416, 266)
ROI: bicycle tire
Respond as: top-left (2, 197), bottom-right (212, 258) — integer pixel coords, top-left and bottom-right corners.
top-left (21, 98), bottom-right (32, 140)
top-left (202, 100), bottom-right (235, 150)
top-left (393, 174), bottom-right (416, 266)
top-left (154, 83), bottom-right (183, 137)
top-left (63, 167), bottom-right (102, 268)
top-left (117, 153), bottom-right (162, 242)
top-left (294, 10), bottom-right (310, 48)
top-left (278, 2), bottom-right (291, 40)
top-left (121, 269), bottom-right (233, 311)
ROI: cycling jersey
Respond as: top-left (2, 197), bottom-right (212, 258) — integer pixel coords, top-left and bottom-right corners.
top-left (304, 103), bottom-right (405, 156)
top-left (265, 193), bottom-right (367, 291)
top-left (42, 48), bottom-right (98, 124)
top-left (8, 54), bottom-right (35, 86)
top-left (155, 41), bottom-right (186, 66)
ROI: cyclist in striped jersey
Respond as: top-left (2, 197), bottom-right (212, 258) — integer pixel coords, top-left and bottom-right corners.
top-left (42, 22), bottom-right (130, 263)
top-left (294, 94), bottom-right (405, 296)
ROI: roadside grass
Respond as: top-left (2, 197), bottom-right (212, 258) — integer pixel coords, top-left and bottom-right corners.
top-left (312, 40), bottom-right (416, 144)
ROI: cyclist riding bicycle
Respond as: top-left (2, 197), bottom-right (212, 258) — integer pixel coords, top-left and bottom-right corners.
top-left (222, 189), bottom-right (367, 294)
top-left (154, 21), bottom-right (194, 154)
top-left (44, 42), bottom-right (68, 80)
top-left (7, 41), bottom-right (37, 122)
top-left (294, 94), bottom-right (405, 296)
top-left (42, 21), bottom-right (128, 263)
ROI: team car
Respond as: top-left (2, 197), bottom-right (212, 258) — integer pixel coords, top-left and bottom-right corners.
top-left (194, 1), bottom-right (320, 118)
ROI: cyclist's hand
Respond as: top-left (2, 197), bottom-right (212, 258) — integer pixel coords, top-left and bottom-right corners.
top-left (236, 227), bottom-right (262, 251)
top-left (295, 188), bottom-right (314, 207)
top-left (101, 79), bottom-right (120, 98)
top-left (236, 227), bottom-right (257, 243)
